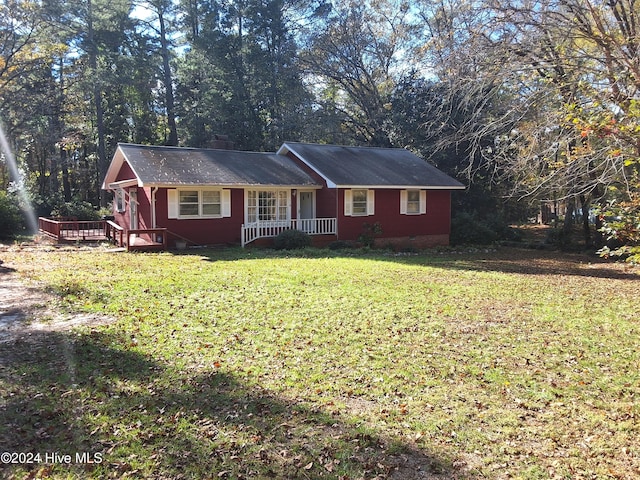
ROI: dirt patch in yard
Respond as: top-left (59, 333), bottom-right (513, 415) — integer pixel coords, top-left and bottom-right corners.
top-left (0, 264), bottom-right (114, 345)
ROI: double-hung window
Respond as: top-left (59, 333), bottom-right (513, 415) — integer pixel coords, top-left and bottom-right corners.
top-left (168, 189), bottom-right (230, 218)
top-left (400, 190), bottom-right (427, 215)
top-left (179, 190), bottom-right (200, 216)
top-left (202, 190), bottom-right (221, 216)
top-left (344, 189), bottom-right (375, 216)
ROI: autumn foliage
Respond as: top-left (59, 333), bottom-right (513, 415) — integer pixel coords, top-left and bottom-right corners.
top-left (597, 185), bottom-right (640, 263)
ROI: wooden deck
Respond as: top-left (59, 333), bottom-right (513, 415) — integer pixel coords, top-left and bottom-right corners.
top-left (126, 229), bottom-right (167, 251)
top-left (38, 218), bottom-right (167, 252)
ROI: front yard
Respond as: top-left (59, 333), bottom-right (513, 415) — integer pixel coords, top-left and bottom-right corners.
top-left (0, 245), bottom-right (638, 479)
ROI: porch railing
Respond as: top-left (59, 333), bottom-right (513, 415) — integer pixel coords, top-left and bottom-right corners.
top-left (38, 217), bottom-right (163, 251)
top-left (38, 217), bottom-right (107, 242)
top-left (241, 218), bottom-right (336, 247)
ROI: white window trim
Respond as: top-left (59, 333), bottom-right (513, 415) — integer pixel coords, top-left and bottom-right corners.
top-left (400, 190), bottom-right (427, 215)
top-left (115, 188), bottom-right (125, 213)
top-left (167, 188), bottom-right (231, 219)
top-left (344, 189), bottom-right (375, 216)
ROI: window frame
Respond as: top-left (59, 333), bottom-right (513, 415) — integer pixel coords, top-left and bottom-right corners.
top-left (168, 188), bottom-right (230, 219)
top-left (400, 189), bottom-right (427, 215)
top-left (115, 188), bottom-right (125, 213)
top-left (246, 189), bottom-right (291, 224)
top-left (344, 189), bottom-right (375, 217)
top-left (351, 189), bottom-right (368, 216)
top-left (179, 190), bottom-right (200, 217)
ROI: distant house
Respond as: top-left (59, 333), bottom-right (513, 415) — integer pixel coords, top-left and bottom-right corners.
top-left (102, 142), bottom-right (464, 248)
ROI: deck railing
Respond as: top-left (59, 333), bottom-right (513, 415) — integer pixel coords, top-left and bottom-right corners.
top-left (241, 218), bottom-right (336, 247)
top-left (39, 217), bottom-right (107, 242)
top-left (39, 217), bottom-right (165, 251)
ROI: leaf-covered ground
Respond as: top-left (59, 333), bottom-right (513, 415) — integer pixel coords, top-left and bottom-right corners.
top-left (0, 244), bottom-right (638, 479)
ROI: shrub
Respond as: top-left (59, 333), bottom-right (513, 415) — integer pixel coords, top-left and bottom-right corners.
top-left (0, 191), bottom-right (26, 239)
top-left (450, 212), bottom-right (513, 245)
top-left (358, 222), bottom-right (383, 248)
top-left (596, 193), bottom-right (640, 263)
top-left (273, 229), bottom-right (312, 250)
top-left (51, 200), bottom-right (101, 221)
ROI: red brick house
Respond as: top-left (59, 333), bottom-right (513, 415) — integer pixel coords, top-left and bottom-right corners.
top-left (102, 142), bottom-right (464, 248)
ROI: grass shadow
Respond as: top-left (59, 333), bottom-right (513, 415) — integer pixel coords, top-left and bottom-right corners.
top-left (0, 330), bottom-right (159, 477)
top-left (135, 370), bottom-right (458, 479)
top-left (0, 329), bottom-right (469, 479)
top-left (185, 245), bottom-right (639, 281)
top-left (427, 247), bottom-right (640, 281)
top-left (0, 263), bottom-right (16, 275)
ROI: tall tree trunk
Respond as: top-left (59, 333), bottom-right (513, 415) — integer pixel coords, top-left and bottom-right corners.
top-left (55, 56), bottom-right (71, 201)
top-left (87, 0), bottom-right (108, 207)
top-left (563, 197), bottom-right (575, 236)
top-left (61, 147), bottom-right (72, 201)
top-left (158, 9), bottom-right (178, 146)
top-left (560, 197), bottom-right (576, 248)
top-left (580, 194), bottom-right (592, 248)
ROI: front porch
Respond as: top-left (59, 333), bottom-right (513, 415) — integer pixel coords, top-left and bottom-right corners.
top-left (241, 218), bottom-right (337, 247)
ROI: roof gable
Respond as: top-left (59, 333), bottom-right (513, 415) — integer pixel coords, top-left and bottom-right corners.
top-left (104, 144), bottom-right (320, 188)
top-left (278, 142), bottom-right (465, 189)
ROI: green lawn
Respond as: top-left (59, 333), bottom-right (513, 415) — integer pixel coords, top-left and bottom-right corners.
top-left (1, 246), bottom-right (638, 479)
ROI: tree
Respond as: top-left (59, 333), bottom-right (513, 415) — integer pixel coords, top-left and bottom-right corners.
top-left (175, 0), bottom-right (312, 150)
top-left (0, 0), bottom-right (70, 205)
top-left (479, 0), bottom-right (640, 245)
top-left (138, 0), bottom-right (180, 145)
top-left (390, 76), bottom-right (527, 221)
top-left (300, 0), bottom-right (416, 146)
top-left (597, 179), bottom-right (640, 263)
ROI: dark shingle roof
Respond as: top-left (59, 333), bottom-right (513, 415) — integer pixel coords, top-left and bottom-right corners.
top-left (115, 143), bottom-right (319, 187)
top-left (279, 142), bottom-right (465, 189)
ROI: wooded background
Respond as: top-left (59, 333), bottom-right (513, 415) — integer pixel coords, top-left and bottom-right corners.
top-left (1, 0), bottom-right (639, 250)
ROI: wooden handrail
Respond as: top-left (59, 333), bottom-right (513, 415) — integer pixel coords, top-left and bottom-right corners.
top-left (106, 220), bottom-right (124, 231)
top-left (105, 220), bottom-right (124, 247)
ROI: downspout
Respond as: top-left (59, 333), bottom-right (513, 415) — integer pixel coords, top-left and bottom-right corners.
top-left (151, 187), bottom-right (158, 228)
top-left (335, 187), bottom-right (339, 239)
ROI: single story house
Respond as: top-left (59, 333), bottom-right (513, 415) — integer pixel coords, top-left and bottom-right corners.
top-left (102, 142), bottom-right (465, 248)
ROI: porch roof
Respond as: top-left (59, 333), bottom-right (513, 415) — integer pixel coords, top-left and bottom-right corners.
top-left (278, 142), bottom-right (465, 190)
top-left (103, 143), bottom-right (320, 188)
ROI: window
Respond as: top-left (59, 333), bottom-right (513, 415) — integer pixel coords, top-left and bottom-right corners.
top-left (246, 190), bottom-right (290, 224)
top-left (407, 190), bottom-right (420, 214)
top-left (344, 189), bottom-right (374, 216)
top-left (202, 190), bottom-right (221, 216)
top-left (352, 189), bottom-right (368, 215)
top-left (400, 190), bottom-right (427, 215)
top-left (179, 190), bottom-right (200, 216)
top-left (168, 189), bottom-right (230, 219)
top-left (115, 189), bottom-right (125, 213)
